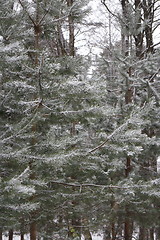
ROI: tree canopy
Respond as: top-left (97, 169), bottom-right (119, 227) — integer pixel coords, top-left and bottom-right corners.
top-left (0, 0), bottom-right (160, 240)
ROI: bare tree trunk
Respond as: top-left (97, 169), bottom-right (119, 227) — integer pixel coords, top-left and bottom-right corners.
top-left (67, 0), bottom-right (75, 57)
top-left (125, 156), bottom-right (132, 177)
top-left (124, 208), bottom-right (133, 240)
top-left (56, 22), bottom-right (67, 56)
top-left (103, 226), bottom-right (111, 240)
top-left (83, 218), bottom-right (92, 240)
top-left (34, 0), bottom-right (41, 65)
top-left (8, 230), bottom-right (13, 240)
top-left (30, 222), bottom-right (37, 240)
top-left (150, 228), bottom-right (154, 240)
top-left (121, 0), bottom-right (130, 56)
top-left (139, 227), bottom-right (147, 240)
top-left (0, 229), bottom-right (2, 240)
top-left (134, 0), bottom-right (144, 59)
top-left (142, 0), bottom-right (154, 54)
top-left (156, 227), bottom-right (160, 240)
top-left (111, 222), bottom-right (116, 240)
top-left (20, 233), bottom-right (24, 240)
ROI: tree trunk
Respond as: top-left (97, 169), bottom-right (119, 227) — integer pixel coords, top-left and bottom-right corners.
top-left (83, 230), bottom-right (92, 240)
top-left (150, 228), bottom-right (154, 240)
top-left (34, 0), bottom-right (41, 65)
top-left (83, 218), bottom-right (92, 240)
top-left (56, 22), bottom-right (67, 56)
top-left (0, 229), bottom-right (2, 240)
top-left (67, 0), bottom-right (75, 57)
top-left (20, 233), bottom-right (24, 240)
top-left (103, 226), bottom-right (111, 240)
top-left (125, 156), bottom-right (132, 177)
top-left (156, 226), bottom-right (160, 240)
top-left (8, 230), bottom-right (13, 240)
top-left (68, 218), bottom-right (81, 239)
top-left (124, 212), bottom-right (133, 240)
top-left (121, 0), bottom-right (130, 56)
top-left (111, 223), bottom-right (116, 240)
top-left (139, 227), bottom-right (147, 240)
top-left (134, 0), bottom-right (144, 59)
top-left (30, 222), bottom-right (37, 240)
top-left (142, 0), bottom-right (154, 54)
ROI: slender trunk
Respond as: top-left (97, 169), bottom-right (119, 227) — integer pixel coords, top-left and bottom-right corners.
top-left (68, 218), bottom-right (81, 239)
top-left (124, 220), bottom-right (130, 240)
top-left (83, 230), bottom-right (92, 240)
top-left (111, 223), bottom-right (116, 240)
top-left (30, 222), bottom-right (37, 240)
top-left (156, 226), bottom-right (160, 240)
top-left (124, 210), bottom-right (133, 240)
top-left (67, 0), bottom-right (75, 57)
top-left (134, 0), bottom-right (144, 58)
top-left (103, 226), bottom-right (111, 240)
top-left (8, 230), bottom-right (13, 240)
top-left (34, 0), bottom-right (41, 65)
top-left (0, 229), bottom-right (2, 240)
top-left (142, 0), bottom-right (154, 54)
top-left (125, 156), bottom-right (132, 177)
top-left (70, 122), bottom-right (76, 136)
top-left (139, 227), bottom-right (146, 240)
top-left (56, 22), bottom-right (67, 56)
top-left (20, 233), bottom-right (24, 240)
top-left (121, 0), bottom-right (130, 56)
top-left (83, 218), bottom-right (92, 240)
top-left (150, 228), bottom-right (154, 240)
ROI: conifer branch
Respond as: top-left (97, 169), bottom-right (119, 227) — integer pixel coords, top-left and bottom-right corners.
top-left (51, 181), bottom-right (129, 189)
top-left (89, 120), bottom-right (129, 153)
top-left (51, 180), bottom-right (148, 190)
top-left (18, 0), bottom-right (36, 26)
top-left (101, 0), bottom-right (119, 20)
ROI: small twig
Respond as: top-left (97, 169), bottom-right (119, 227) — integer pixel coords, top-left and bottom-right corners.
top-left (148, 67), bottom-right (160, 83)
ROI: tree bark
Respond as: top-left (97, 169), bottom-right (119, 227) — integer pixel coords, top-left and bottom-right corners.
top-left (134, 0), bottom-right (144, 58)
top-left (8, 230), bottom-right (13, 240)
top-left (125, 156), bottom-right (132, 177)
top-left (56, 22), bottom-right (67, 56)
top-left (142, 0), bottom-right (154, 54)
top-left (20, 233), bottom-right (24, 240)
top-left (83, 218), bottom-right (92, 240)
top-left (121, 0), bottom-right (130, 56)
top-left (67, 0), bottom-right (75, 57)
top-left (103, 226), bottom-right (111, 240)
top-left (124, 210), bottom-right (133, 240)
top-left (30, 222), bottom-right (37, 240)
top-left (150, 228), bottom-right (154, 240)
top-left (139, 227), bottom-right (147, 240)
top-left (0, 229), bottom-right (2, 240)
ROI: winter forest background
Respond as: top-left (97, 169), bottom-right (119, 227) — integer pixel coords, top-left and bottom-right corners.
top-left (0, 0), bottom-right (160, 239)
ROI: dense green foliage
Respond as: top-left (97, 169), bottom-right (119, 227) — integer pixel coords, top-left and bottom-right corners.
top-left (0, 0), bottom-right (160, 239)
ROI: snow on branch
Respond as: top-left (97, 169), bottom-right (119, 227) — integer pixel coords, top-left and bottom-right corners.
top-left (51, 180), bottom-right (148, 190)
top-left (147, 81), bottom-right (160, 103)
top-left (89, 120), bottom-right (130, 153)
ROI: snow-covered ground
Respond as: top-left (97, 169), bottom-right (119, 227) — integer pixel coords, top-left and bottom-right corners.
top-left (3, 233), bottom-right (103, 240)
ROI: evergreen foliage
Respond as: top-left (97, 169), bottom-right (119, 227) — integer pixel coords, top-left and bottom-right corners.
top-left (0, 0), bottom-right (160, 239)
